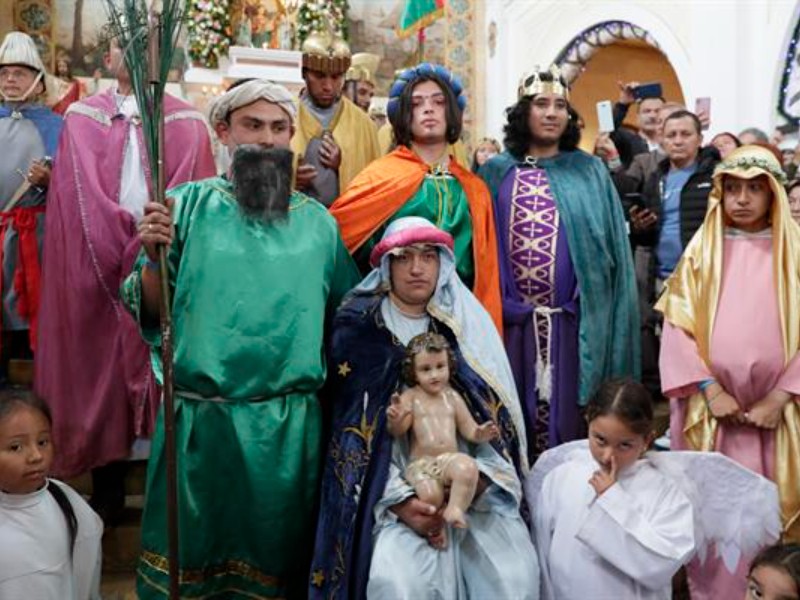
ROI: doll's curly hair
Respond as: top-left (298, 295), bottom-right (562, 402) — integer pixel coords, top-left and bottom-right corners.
top-left (402, 332), bottom-right (456, 386)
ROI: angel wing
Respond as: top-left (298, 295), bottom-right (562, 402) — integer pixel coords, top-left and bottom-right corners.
top-left (649, 450), bottom-right (781, 572)
top-left (524, 439), bottom-right (588, 509)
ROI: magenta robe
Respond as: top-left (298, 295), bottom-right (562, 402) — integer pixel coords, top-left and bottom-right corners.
top-left (661, 235), bottom-right (800, 600)
top-left (35, 90), bottom-right (216, 478)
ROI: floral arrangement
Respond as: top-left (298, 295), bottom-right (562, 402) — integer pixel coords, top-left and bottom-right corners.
top-left (187, 0), bottom-right (231, 69)
top-left (297, 0), bottom-right (349, 46)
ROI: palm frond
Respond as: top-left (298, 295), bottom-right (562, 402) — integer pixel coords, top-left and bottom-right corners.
top-left (102, 0), bottom-right (185, 201)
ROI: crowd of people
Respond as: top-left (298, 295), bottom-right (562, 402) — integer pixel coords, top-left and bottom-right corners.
top-left (0, 23), bottom-right (799, 600)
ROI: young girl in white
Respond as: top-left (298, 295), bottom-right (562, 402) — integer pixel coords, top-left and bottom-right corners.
top-left (0, 390), bottom-right (103, 599)
top-left (530, 379), bottom-right (695, 600)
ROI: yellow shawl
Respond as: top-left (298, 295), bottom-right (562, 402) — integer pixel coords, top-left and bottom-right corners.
top-left (291, 96), bottom-right (381, 191)
top-left (656, 145), bottom-right (800, 541)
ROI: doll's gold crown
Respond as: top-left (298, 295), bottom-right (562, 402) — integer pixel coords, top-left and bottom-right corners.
top-left (518, 64), bottom-right (569, 100)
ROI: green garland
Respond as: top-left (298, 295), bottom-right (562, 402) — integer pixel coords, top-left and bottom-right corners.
top-left (186, 0), bottom-right (231, 69)
top-left (297, 0), bottom-right (349, 47)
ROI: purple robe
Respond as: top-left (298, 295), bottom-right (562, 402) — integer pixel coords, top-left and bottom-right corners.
top-left (495, 166), bottom-right (583, 459)
top-left (34, 90), bottom-right (216, 478)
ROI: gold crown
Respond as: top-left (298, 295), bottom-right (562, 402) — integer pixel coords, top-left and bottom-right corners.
top-left (518, 64), bottom-right (569, 100)
top-left (301, 26), bottom-right (351, 75)
top-left (345, 53), bottom-right (380, 85)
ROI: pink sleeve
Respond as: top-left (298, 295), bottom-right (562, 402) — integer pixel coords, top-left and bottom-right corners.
top-left (775, 351), bottom-right (800, 396)
top-left (659, 321), bottom-right (713, 398)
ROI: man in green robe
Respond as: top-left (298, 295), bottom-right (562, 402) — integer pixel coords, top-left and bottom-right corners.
top-left (121, 79), bottom-right (360, 599)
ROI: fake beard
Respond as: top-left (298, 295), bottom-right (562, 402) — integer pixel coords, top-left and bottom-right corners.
top-left (230, 145), bottom-right (293, 223)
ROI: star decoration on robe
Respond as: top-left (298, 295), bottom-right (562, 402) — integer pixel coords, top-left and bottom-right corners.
top-left (337, 361), bottom-right (352, 377)
top-left (311, 569), bottom-right (325, 587)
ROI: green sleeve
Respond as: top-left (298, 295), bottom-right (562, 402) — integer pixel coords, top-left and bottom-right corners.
top-left (119, 187), bottom-right (191, 347)
top-left (120, 252), bottom-right (162, 347)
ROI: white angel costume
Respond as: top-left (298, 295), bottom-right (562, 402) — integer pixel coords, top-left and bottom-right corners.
top-left (0, 479), bottom-right (103, 599)
top-left (527, 441), bottom-right (780, 600)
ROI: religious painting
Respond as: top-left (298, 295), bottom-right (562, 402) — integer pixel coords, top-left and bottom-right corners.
top-left (232, 0), bottom-right (296, 51)
top-left (347, 0), bottom-right (444, 96)
top-left (14, 0), bottom-right (55, 68)
top-left (51, 0), bottom-right (108, 76)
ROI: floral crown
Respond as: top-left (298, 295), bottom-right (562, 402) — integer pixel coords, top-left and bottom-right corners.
top-left (714, 151), bottom-right (788, 185)
top-left (387, 63), bottom-right (466, 121)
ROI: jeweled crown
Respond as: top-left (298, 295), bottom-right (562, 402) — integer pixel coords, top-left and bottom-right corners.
top-left (518, 64), bottom-right (569, 100)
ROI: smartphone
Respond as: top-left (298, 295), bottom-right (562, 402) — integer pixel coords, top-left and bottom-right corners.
top-left (624, 192), bottom-right (645, 210)
top-left (633, 82), bottom-right (663, 100)
top-left (596, 100), bottom-right (615, 133)
top-left (694, 97), bottom-right (711, 130)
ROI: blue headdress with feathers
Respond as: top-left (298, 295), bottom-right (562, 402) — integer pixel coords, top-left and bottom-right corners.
top-left (387, 62), bottom-right (466, 120)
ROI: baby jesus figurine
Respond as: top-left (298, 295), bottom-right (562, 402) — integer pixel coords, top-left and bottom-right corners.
top-left (387, 332), bottom-right (500, 532)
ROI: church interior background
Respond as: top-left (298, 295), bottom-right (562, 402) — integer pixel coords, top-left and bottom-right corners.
top-left (4, 1), bottom-right (800, 153)
top-left (3, 1), bottom-right (800, 596)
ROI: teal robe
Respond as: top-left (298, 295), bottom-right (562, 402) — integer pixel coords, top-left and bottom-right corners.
top-left (121, 177), bottom-right (360, 599)
top-left (480, 151), bottom-right (640, 404)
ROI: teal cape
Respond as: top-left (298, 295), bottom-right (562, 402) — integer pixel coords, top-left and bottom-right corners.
top-left (480, 151), bottom-right (640, 403)
top-left (122, 177), bottom-right (360, 598)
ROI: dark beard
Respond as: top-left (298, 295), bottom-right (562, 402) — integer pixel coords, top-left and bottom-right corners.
top-left (230, 145), bottom-right (293, 223)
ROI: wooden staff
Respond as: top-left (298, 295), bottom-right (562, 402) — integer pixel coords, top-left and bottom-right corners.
top-left (147, 7), bottom-right (180, 599)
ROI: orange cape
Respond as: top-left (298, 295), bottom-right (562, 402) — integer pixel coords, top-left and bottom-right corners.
top-left (330, 146), bottom-right (502, 332)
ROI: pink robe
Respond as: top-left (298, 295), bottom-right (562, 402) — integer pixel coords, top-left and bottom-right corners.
top-left (35, 90), bottom-right (216, 478)
top-left (661, 235), bottom-right (800, 600)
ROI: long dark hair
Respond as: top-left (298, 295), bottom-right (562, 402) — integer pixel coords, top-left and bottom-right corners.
top-left (749, 544), bottom-right (800, 594)
top-left (585, 379), bottom-right (654, 437)
top-left (389, 73), bottom-right (463, 148)
top-left (503, 95), bottom-right (580, 159)
top-left (0, 390), bottom-right (77, 555)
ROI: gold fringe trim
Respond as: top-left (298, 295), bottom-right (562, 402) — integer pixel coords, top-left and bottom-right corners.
top-left (139, 549), bottom-right (283, 590)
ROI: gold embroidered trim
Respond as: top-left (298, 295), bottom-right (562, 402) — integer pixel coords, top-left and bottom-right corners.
top-left (140, 549), bottom-right (283, 589)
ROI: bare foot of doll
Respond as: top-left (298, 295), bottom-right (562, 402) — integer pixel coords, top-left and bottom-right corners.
top-left (443, 505), bottom-right (468, 529)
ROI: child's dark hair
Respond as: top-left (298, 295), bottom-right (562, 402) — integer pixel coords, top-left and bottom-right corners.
top-left (402, 332), bottom-right (456, 386)
top-left (0, 389), bottom-right (77, 555)
top-left (0, 388), bottom-right (52, 425)
top-left (585, 378), bottom-right (654, 437)
top-left (749, 543), bottom-right (800, 593)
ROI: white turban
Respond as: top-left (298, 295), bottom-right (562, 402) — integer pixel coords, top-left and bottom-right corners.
top-left (208, 79), bottom-right (297, 126)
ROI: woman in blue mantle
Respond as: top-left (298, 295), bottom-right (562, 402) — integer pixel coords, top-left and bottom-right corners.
top-left (309, 217), bottom-right (538, 599)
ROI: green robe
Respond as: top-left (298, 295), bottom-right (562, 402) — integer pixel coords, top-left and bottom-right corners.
top-left (121, 177), bottom-right (360, 599)
top-left (357, 174), bottom-right (475, 286)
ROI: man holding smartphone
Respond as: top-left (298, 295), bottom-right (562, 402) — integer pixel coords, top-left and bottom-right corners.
top-left (629, 109), bottom-right (719, 399)
top-left (613, 81), bottom-right (665, 157)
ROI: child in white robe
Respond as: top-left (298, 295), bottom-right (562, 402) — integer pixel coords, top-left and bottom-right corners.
top-left (531, 379), bottom-right (695, 600)
top-left (0, 390), bottom-right (102, 599)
